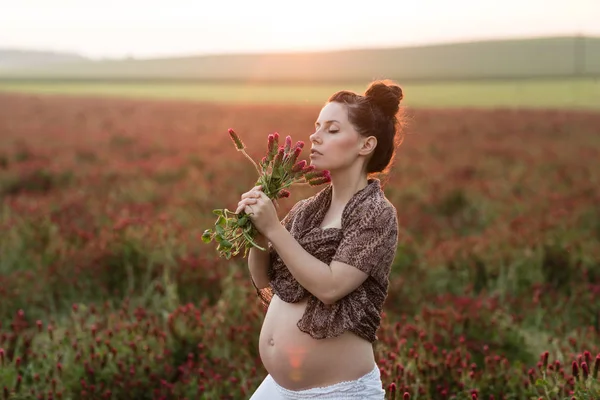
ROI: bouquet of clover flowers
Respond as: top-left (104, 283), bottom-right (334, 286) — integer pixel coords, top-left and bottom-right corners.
top-left (202, 128), bottom-right (331, 259)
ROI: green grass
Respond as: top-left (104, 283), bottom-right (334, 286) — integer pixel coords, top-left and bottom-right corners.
top-left (1, 78), bottom-right (599, 109)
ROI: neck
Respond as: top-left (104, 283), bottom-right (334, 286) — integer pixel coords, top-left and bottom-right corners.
top-left (328, 165), bottom-right (370, 210)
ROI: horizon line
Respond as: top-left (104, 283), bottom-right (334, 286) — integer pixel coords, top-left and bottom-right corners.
top-left (1, 32), bottom-right (598, 62)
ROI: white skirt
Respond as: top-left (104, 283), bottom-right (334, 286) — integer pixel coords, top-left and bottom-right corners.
top-left (249, 363), bottom-right (385, 400)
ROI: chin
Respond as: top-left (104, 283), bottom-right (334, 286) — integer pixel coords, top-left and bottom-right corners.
top-left (309, 159), bottom-right (325, 170)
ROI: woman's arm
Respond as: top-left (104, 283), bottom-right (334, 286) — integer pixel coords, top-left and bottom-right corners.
top-left (265, 224), bottom-right (337, 304)
top-left (247, 233), bottom-right (271, 289)
top-left (264, 205), bottom-right (398, 305)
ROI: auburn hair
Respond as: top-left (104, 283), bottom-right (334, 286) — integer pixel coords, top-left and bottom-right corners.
top-left (327, 79), bottom-right (406, 180)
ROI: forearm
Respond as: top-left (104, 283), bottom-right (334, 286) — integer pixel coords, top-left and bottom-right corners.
top-left (265, 224), bottom-right (334, 304)
top-left (248, 234), bottom-right (271, 289)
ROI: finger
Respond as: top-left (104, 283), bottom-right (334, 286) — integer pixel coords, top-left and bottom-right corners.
top-left (249, 185), bottom-right (262, 194)
top-left (238, 198), bottom-right (257, 208)
top-left (241, 186), bottom-right (261, 199)
top-left (236, 198), bottom-right (257, 213)
top-left (241, 190), bottom-right (261, 200)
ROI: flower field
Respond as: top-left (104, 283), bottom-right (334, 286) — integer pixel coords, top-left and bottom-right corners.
top-left (1, 92), bottom-right (600, 399)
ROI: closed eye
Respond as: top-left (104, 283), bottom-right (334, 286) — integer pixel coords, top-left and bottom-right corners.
top-left (315, 120), bottom-right (340, 130)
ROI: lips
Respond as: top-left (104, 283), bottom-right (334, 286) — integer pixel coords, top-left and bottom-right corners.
top-left (310, 149), bottom-right (322, 155)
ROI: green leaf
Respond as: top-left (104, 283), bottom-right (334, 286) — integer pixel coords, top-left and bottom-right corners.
top-left (215, 225), bottom-right (225, 236)
top-left (220, 239), bottom-right (233, 249)
top-left (237, 216), bottom-right (248, 226)
top-left (212, 209), bottom-right (224, 216)
top-left (272, 168), bottom-right (281, 180)
top-left (535, 378), bottom-right (549, 387)
top-left (201, 230), bottom-right (213, 243)
top-left (217, 216), bottom-right (227, 226)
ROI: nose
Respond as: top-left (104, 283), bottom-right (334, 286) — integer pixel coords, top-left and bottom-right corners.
top-left (309, 130), bottom-right (321, 144)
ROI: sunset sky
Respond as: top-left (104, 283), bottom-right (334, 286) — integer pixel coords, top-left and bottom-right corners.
top-left (2, 0), bottom-right (599, 59)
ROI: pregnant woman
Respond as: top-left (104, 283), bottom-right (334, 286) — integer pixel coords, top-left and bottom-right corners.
top-left (236, 79), bottom-right (405, 399)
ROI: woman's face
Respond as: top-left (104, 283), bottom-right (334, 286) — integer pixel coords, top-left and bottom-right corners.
top-left (309, 102), bottom-right (369, 172)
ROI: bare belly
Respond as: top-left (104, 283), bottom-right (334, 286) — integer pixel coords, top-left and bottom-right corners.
top-left (258, 294), bottom-right (376, 391)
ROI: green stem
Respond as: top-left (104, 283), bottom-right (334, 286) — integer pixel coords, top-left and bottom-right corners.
top-left (222, 223), bottom-right (238, 237)
top-left (242, 229), bottom-right (266, 251)
top-left (229, 230), bottom-right (245, 243)
top-left (241, 150), bottom-right (262, 175)
top-left (278, 178), bottom-right (297, 191)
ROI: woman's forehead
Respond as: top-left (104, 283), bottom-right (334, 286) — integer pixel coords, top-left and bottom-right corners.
top-left (316, 102), bottom-right (348, 123)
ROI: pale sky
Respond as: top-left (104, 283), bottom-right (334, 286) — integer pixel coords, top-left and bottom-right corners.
top-left (1, 0), bottom-right (599, 59)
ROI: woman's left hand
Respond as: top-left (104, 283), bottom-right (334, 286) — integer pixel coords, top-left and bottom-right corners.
top-left (235, 187), bottom-right (280, 238)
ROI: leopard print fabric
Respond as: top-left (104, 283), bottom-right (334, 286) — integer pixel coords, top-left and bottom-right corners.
top-left (254, 178), bottom-right (399, 343)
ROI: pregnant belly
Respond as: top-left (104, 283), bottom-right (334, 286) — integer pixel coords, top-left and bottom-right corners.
top-left (258, 294), bottom-right (376, 391)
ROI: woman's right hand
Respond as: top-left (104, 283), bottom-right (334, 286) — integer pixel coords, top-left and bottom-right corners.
top-left (235, 185), bottom-right (263, 215)
top-left (235, 185), bottom-right (281, 215)
top-left (235, 185), bottom-right (276, 246)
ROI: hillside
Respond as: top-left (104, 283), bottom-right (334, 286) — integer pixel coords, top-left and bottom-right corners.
top-left (0, 36), bottom-right (599, 83)
top-left (0, 49), bottom-right (89, 69)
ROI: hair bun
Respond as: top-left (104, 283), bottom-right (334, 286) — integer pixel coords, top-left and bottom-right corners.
top-left (364, 80), bottom-right (403, 118)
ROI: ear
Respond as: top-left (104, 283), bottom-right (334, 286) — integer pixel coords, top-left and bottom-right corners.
top-left (358, 136), bottom-right (377, 156)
